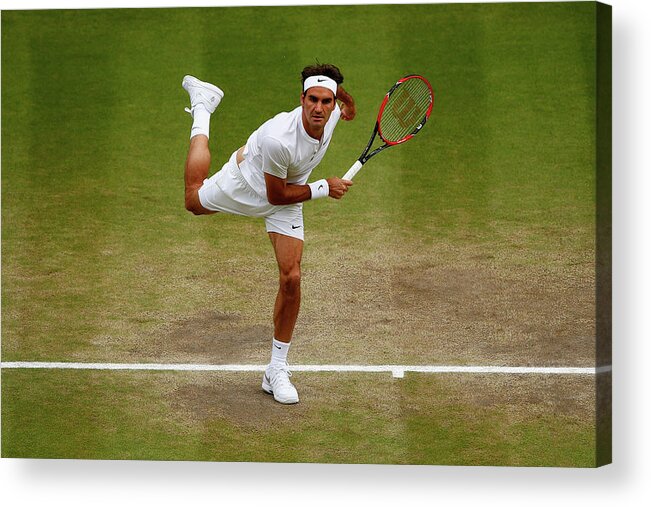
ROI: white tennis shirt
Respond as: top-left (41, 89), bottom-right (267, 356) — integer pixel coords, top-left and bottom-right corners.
top-left (237, 103), bottom-right (341, 197)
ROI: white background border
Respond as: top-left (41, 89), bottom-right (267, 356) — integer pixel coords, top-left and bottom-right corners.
top-left (1, 0), bottom-right (648, 505)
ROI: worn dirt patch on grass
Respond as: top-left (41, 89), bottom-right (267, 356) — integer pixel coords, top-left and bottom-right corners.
top-left (167, 371), bottom-right (404, 431)
top-left (294, 236), bottom-right (595, 367)
top-left (135, 310), bottom-right (272, 364)
top-left (170, 374), bottom-right (305, 429)
top-left (86, 233), bottom-right (595, 369)
top-left (393, 257), bottom-right (595, 364)
top-left (417, 373), bottom-right (596, 421)
top-left (164, 371), bottom-right (595, 430)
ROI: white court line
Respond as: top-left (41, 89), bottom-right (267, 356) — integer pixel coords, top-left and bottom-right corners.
top-left (0, 362), bottom-right (612, 378)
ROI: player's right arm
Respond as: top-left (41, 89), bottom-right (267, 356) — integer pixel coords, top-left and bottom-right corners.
top-left (265, 174), bottom-right (352, 204)
top-left (265, 173), bottom-right (310, 205)
top-left (262, 136), bottom-right (351, 204)
top-left (262, 138), bottom-right (307, 205)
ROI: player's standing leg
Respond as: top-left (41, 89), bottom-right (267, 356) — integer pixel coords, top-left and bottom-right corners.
top-left (270, 233), bottom-right (303, 342)
top-left (262, 232), bottom-right (303, 404)
top-left (182, 75), bottom-right (224, 215)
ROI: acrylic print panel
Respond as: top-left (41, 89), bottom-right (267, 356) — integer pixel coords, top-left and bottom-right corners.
top-left (1, 1), bottom-right (611, 466)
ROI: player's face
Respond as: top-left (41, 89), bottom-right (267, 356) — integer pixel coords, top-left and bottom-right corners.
top-left (301, 86), bottom-right (336, 137)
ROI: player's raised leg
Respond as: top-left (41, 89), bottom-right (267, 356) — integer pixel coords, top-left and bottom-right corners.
top-left (182, 75), bottom-right (224, 215)
top-left (184, 136), bottom-right (215, 215)
top-left (262, 232), bottom-right (303, 404)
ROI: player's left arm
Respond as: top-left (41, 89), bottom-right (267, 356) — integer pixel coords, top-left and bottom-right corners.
top-left (337, 85), bottom-right (356, 121)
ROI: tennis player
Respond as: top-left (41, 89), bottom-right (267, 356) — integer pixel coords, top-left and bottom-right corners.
top-left (182, 64), bottom-right (356, 404)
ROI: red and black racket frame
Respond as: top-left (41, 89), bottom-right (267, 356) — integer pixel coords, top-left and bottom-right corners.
top-left (356, 74), bottom-right (434, 165)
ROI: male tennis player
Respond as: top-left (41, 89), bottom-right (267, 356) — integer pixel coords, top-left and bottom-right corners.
top-left (182, 64), bottom-right (355, 404)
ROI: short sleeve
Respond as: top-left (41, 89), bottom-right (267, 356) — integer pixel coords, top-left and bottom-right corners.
top-left (261, 136), bottom-right (290, 179)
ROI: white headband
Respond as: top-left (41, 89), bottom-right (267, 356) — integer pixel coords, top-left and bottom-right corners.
top-left (303, 75), bottom-right (338, 97)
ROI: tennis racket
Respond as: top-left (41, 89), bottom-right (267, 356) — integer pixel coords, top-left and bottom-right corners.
top-left (343, 75), bottom-right (434, 180)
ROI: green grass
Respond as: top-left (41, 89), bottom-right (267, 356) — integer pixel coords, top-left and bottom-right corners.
top-left (2, 370), bottom-right (596, 466)
top-left (2, 3), bottom-right (600, 465)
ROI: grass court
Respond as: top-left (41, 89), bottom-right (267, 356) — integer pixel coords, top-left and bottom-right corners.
top-left (2, 2), bottom-right (606, 466)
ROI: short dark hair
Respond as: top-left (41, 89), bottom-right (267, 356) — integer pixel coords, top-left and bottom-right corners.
top-left (301, 63), bottom-right (344, 87)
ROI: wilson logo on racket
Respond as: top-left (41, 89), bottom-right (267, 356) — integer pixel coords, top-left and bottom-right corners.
top-left (342, 75), bottom-right (434, 181)
top-left (391, 90), bottom-right (421, 128)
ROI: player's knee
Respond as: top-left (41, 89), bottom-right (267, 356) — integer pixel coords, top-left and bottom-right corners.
top-left (185, 199), bottom-right (201, 215)
top-left (185, 189), bottom-right (205, 215)
top-left (280, 268), bottom-right (301, 296)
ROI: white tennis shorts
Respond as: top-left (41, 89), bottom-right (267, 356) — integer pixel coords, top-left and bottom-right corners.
top-left (198, 152), bottom-right (305, 241)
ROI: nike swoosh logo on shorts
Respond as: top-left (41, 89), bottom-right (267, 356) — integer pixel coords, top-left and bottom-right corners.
top-left (292, 225), bottom-right (302, 229)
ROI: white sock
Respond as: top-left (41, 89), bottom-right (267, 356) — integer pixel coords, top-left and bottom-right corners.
top-left (190, 103), bottom-right (211, 139)
top-left (270, 337), bottom-right (291, 367)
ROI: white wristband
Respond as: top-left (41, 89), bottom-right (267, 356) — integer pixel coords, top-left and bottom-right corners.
top-left (308, 179), bottom-right (329, 200)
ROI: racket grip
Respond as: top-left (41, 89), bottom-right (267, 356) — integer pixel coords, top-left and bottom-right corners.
top-left (343, 160), bottom-right (363, 180)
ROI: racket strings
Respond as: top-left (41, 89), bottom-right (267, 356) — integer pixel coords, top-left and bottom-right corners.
top-left (379, 78), bottom-right (432, 143)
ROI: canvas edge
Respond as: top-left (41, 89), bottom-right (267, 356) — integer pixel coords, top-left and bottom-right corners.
top-left (595, 0), bottom-right (612, 468)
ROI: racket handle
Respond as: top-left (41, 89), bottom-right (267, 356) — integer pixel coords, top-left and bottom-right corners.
top-left (343, 160), bottom-right (363, 181)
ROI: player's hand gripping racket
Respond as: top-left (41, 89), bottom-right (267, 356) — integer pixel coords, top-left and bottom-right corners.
top-left (343, 75), bottom-right (434, 180)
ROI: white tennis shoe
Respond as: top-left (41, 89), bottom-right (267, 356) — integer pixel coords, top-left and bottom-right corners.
top-left (262, 363), bottom-right (299, 404)
top-left (182, 75), bottom-right (224, 115)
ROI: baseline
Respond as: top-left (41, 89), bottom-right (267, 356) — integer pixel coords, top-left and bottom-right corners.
top-left (0, 362), bottom-right (612, 378)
